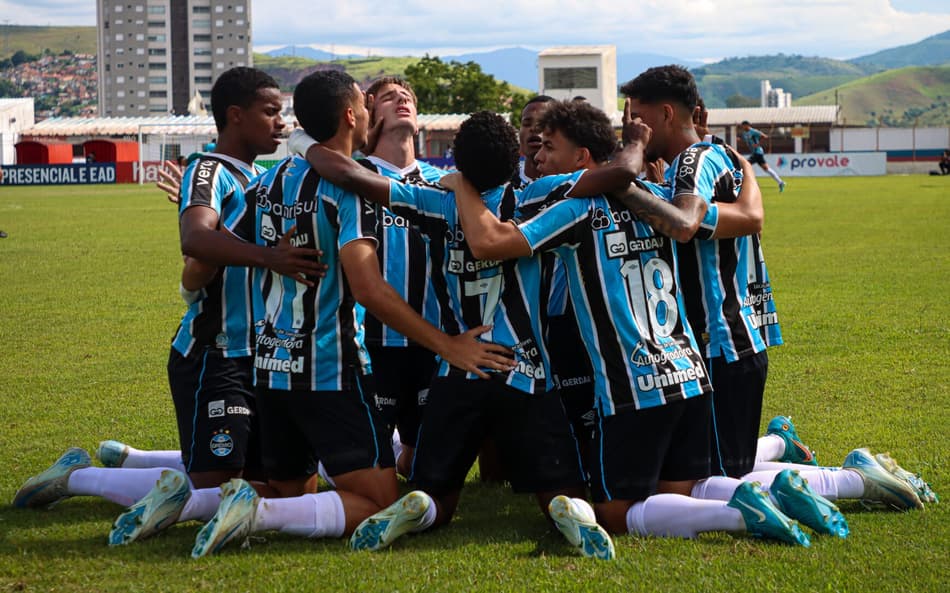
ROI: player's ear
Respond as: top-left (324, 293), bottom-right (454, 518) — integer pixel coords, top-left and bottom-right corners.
top-left (226, 104), bottom-right (242, 127)
top-left (663, 103), bottom-right (674, 124)
top-left (576, 147), bottom-right (592, 169)
top-left (343, 106), bottom-right (356, 129)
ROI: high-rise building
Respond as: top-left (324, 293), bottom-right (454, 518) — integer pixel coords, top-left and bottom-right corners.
top-left (96, 0), bottom-right (252, 116)
top-left (760, 80), bottom-right (792, 108)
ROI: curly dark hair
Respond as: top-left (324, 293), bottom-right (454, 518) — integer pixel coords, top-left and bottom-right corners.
top-left (211, 67), bottom-right (279, 132)
top-left (538, 100), bottom-right (617, 164)
top-left (293, 70), bottom-right (361, 142)
top-left (620, 65), bottom-right (700, 112)
top-left (453, 111), bottom-right (519, 192)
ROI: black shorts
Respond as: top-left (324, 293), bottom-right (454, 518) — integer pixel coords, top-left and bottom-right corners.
top-left (709, 351), bottom-right (769, 477)
top-left (366, 344), bottom-right (437, 447)
top-left (547, 314), bottom-right (596, 444)
top-left (410, 375), bottom-right (585, 496)
top-left (748, 152), bottom-right (767, 166)
top-left (256, 371), bottom-right (394, 481)
top-left (589, 393), bottom-right (712, 503)
top-left (168, 347), bottom-right (262, 475)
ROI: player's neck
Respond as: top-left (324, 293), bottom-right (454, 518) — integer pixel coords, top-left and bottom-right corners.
top-left (320, 133), bottom-right (355, 159)
top-left (523, 156), bottom-right (541, 180)
top-left (665, 127), bottom-right (702, 162)
top-left (371, 132), bottom-right (416, 169)
top-left (213, 135), bottom-right (256, 166)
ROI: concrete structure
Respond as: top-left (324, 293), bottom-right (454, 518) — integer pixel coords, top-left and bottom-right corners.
top-left (537, 46), bottom-right (617, 116)
top-left (0, 98), bottom-right (35, 165)
top-left (707, 105), bottom-right (840, 153)
top-left (761, 80), bottom-right (792, 108)
top-left (96, 0), bottom-right (252, 117)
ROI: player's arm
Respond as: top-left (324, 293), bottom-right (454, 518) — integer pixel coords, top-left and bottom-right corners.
top-left (711, 151), bottom-right (763, 239)
top-left (442, 173), bottom-right (532, 261)
top-left (608, 183), bottom-right (707, 242)
top-left (181, 255), bottom-right (217, 291)
top-left (180, 206), bottom-right (325, 284)
top-left (288, 129), bottom-right (393, 207)
top-left (340, 239), bottom-right (515, 377)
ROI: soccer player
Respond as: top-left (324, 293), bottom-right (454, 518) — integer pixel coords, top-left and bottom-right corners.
top-left (739, 120), bottom-right (785, 192)
top-left (13, 67), bottom-right (323, 515)
top-left (183, 70), bottom-right (513, 558)
top-left (514, 95), bottom-right (555, 188)
top-left (351, 76), bottom-right (445, 478)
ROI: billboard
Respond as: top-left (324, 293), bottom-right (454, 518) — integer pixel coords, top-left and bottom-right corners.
top-left (0, 163), bottom-right (117, 185)
top-left (766, 152), bottom-right (887, 177)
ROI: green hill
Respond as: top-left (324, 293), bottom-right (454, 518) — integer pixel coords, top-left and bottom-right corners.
top-left (851, 30), bottom-right (950, 69)
top-left (0, 25), bottom-right (96, 60)
top-left (691, 54), bottom-right (874, 108)
top-left (796, 65), bottom-right (950, 126)
top-left (253, 53), bottom-right (422, 89)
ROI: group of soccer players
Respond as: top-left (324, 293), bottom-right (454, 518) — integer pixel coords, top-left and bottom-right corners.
top-left (13, 64), bottom-right (937, 560)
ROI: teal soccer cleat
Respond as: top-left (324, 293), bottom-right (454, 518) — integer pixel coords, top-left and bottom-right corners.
top-left (548, 495), bottom-right (615, 560)
top-left (350, 490), bottom-right (430, 551)
top-left (96, 440), bottom-right (130, 468)
top-left (766, 416), bottom-right (818, 465)
top-left (875, 452), bottom-right (938, 504)
top-left (843, 448), bottom-right (923, 511)
top-left (109, 469), bottom-right (190, 546)
top-left (770, 469), bottom-right (849, 538)
top-left (728, 481), bottom-right (810, 547)
top-left (191, 479), bottom-right (259, 558)
top-left (13, 447), bottom-right (91, 508)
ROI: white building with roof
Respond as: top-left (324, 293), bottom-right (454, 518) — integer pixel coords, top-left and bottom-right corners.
top-left (537, 46), bottom-right (618, 116)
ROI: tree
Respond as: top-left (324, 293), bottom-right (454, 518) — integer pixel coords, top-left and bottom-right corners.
top-left (404, 55), bottom-right (527, 114)
top-left (725, 93), bottom-right (760, 108)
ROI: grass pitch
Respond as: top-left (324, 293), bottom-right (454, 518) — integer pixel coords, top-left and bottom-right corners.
top-left (0, 176), bottom-right (947, 592)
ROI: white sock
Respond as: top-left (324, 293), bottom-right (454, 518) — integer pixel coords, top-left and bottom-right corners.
top-left (254, 491), bottom-right (345, 539)
top-left (66, 467), bottom-right (171, 507)
top-left (752, 461), bottom-right (839, 472)
top-left (626, 494), bottom-right (745, 538)
top-left (178, 486), bottom-right (223, 522)
top-left (120, 448), bottom-right (186, 471)
top-left (754, 435), bottom-right (785, 463)
top-left (801, 468), bottom-right (864, 500)
top-left (690, 476), bottom-right (744, 501)
top-left (766, 168), bottom-right (783, 184)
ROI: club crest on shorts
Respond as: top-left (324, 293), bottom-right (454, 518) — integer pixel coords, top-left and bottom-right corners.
top-left (210, 430), bottom-right (233, 457)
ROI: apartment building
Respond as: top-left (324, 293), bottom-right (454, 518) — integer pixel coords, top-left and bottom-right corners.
top-left (96, 0), bottom-right (251, 116)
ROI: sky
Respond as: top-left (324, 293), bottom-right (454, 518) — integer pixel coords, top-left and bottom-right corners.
top-left (2, 0), bottom-right (950, 62)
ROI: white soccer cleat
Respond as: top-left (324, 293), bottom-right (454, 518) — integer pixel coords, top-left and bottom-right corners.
top-left (350, 490), bottom-right (430, 551)
top-left (548, 495), bottom-right (615, 560)
top-left (109, 469), bottom-right (190, 546)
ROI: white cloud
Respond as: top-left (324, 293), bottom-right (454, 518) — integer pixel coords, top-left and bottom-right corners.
top-left (2, 0), bottom-right (949, 60)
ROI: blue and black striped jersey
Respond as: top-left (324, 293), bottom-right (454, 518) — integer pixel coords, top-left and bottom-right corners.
top-left (666, 142), bottom-right (780, 361)
top-left (387, 180), bottom-right (553, 394)
top-left (172, 154), bottom-right (263, 359)
top-left (226, 155), bottom-right (379, 391)
top-left (517, 171), bottom-right (710, 416)
top-left (360, 157), bottom-right (444, 348)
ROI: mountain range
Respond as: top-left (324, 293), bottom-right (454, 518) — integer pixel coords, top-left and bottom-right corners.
top-left (265, 29), bottom-right (949, 99)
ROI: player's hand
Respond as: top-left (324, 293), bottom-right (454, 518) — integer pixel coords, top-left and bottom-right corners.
top-left (363, 112), bottom-right (384, 156)
top-left (692, 105), bottom-right (710, 138)
top-left (622, 98), bottom-right (652, 147)
top-left (644, 159), bottom-right (666, 183)
top-left (157, 160), bottom-right (183, 204)
top-left (267, 224), bottom-right (328, 286)
top-left (438, 172), bottom-right (462, 192)
top-left (439, 325), bottom-right (515, 379)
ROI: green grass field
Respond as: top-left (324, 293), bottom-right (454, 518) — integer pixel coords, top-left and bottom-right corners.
top-left (1, 176), bottom-right (948, 592)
